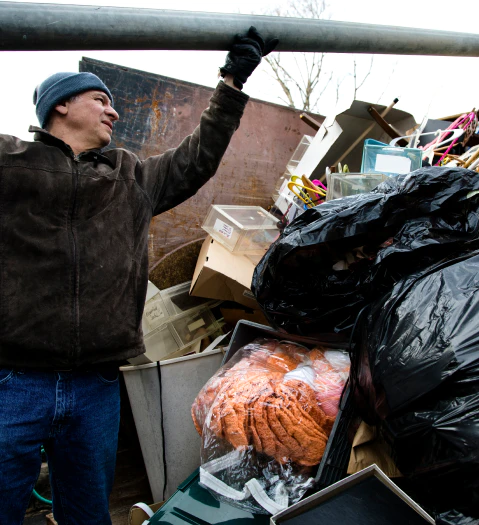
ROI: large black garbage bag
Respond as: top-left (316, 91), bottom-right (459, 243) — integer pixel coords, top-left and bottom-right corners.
top-left (251, 167), bottom-right (479, 339)
top-left (354, 250), bottom-right (479, 416)
top-left (352, 250), bottom-right (479, 519)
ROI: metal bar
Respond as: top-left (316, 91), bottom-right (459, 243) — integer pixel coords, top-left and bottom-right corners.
top-left (1, 2), bottom-right (479, 55)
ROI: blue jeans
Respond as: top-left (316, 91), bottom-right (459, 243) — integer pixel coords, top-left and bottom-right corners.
top-left (0, 368), bottom-right (120, 525)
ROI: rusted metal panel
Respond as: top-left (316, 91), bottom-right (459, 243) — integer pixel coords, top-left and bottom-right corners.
top-left (81, 57), bottom-right (322, 268)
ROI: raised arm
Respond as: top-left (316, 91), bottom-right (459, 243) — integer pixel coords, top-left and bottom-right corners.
top-left (138, 27), bottom-right (279, 216)
top-left (139, 80), bottom-right (248, 216)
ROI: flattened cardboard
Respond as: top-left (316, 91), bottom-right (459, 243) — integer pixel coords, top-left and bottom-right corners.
top-left (347, 421), bottom-right (402, 478)
top-left (304, 100), bottom-right (416, 178)
top-left (190, 236), bottom-right (259, 309)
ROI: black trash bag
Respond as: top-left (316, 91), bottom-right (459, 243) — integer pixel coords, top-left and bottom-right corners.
top-left (252, 167), bottom-right (479, 339)
top-left (436, 510), bottom-right (479, 525)
top-left (354, 250), bottom-right (479, 415)
top-left (352, 250), bottom-right (479, 519)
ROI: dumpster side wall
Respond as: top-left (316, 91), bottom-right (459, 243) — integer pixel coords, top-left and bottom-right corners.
top-left (81, 58), bottom-right (321, 267)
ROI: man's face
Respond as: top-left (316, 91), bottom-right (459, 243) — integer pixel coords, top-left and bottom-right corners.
top-left (63, 90), bottom-right (120, 150)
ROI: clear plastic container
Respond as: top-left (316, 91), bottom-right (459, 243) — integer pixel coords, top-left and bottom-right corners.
top-left (143, 288), bottom-right (169, 335)
top-left (326, 172), bottom-right (387, 201)
top-left (161, 281), bottom-right (218, 316)
top-left (272, 170), bottom-right (290, 202)
top-left (201, 205), bottom-right (279, 254)
top-left (271, 135), bottom-right (313, 202)
top-left (361, 139), bottom-right (422, 177)
top-left (143, 281), bottom-right (220, 336)
top-left (143, 305), bottom-right (220, 362)
top-left (286, 135), bottom-right (314, 175)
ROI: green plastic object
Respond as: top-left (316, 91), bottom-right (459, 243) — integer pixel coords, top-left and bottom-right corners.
top-left (148, 469), bottom-right (270, 524)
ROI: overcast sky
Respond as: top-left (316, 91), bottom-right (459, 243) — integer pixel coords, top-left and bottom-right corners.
top-left (1, 0), bottom-right (479, 140)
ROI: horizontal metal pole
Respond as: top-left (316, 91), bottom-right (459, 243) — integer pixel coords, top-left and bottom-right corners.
top-left (1, 2), bottom-right (479, 56)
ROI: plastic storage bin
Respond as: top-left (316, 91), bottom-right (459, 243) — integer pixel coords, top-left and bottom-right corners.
top-left (143, 305), bottom-right (220, 362)
top-left (326, 172), bottom-right (387, 201)
top-left (361, 139), bottom-right (422, 177)
top-left (143, 281), bottom-right (219, 336)
top-left (142, 282), bottom-right (169, 335)
top-left (202, 205), bottom-right (279, 254)
top-left (271, 135), bottom-right (313, 202)
top-left (161, 280), bottom-right (218, 316)
top-left (120, 349), bottom-right (225, 501)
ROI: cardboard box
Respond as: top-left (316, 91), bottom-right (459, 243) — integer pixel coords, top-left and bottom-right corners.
top-left (190, 236), bottom-right (259, 310)
top-left (298, 100), bottom-right (416, 179)
top-left (347, 421), bottom-right (402, 478)
top-left (220, 305), bottom-right (270, 329)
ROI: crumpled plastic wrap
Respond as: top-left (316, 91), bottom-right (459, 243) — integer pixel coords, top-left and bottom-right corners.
top-left (436, 510), bottom-right (479, 525)
top-left (191, 338), bottom-right (350, 514)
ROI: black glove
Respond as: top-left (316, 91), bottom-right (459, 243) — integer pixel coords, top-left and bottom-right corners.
top-left (220, 26), bottom-right (279, 90)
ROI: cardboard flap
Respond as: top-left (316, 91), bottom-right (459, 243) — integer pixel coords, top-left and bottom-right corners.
top-left (190, 237), bottom-right (258, 309)
top-left (347, 422), bottom-right (402, 478)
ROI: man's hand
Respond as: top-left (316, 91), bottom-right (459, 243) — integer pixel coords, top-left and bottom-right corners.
top-left (220, 26), bottom-right (279, 90)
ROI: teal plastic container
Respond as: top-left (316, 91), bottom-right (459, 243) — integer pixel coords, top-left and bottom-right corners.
top-left (361, 139), bottom-right (422, 177)
top-left (148, 469), bottom-right (270, 524)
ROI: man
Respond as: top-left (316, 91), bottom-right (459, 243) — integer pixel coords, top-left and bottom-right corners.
top-left (0, 27), bottom-right (278, 524)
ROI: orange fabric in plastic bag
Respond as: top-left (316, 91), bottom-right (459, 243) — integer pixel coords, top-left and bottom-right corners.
top-left (192, 339), bottom-right (349, 467)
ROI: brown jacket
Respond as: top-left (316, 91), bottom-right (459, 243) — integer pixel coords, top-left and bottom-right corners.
top-left (0, 81), bottom-right (248, 369)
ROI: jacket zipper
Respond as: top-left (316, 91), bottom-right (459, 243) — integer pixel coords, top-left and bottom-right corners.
top-left (70, 154), bottom-right (81, 362)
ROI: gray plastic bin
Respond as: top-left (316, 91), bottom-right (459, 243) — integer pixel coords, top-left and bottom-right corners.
top-left (120, 349), bottom-right (224, 500)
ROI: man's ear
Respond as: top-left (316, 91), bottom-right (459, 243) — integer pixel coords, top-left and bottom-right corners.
top-left (54, 101), bottom-right (68, 116)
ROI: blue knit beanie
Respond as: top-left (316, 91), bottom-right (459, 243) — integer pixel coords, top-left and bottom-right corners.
top-left (33, 72), bottom-right (114, 128)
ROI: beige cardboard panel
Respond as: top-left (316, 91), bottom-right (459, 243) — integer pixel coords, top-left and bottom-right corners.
top-left (190, 237), bottom-right (259, 309)
top-left (347, 421), bottom-right (402, 478)
top-left (311, 100), bottom-right (417, 178)
top-left (221, 307), bottom-right (270, 328)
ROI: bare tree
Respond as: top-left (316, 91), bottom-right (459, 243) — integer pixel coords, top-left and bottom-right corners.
top-left (264, 0), bottom-right (332, 112)
top-left (263, 0), bottom-right (375, 113)
top-left (352, 56), bottom-right (374, 100)
top-left (266, 51), bottom-right (333, 111)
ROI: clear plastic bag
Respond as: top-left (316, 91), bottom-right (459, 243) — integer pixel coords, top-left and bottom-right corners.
top-left (191, 338), bottom-right (350, 514)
